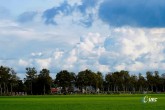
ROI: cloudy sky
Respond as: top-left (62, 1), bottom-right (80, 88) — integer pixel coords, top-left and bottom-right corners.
top-left (1, 0), bottom-right (165, 78)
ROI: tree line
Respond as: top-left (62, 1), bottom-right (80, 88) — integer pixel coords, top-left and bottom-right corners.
top-left (0, 65), bottom-right (165, 95)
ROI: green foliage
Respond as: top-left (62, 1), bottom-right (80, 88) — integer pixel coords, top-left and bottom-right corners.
top-left (25, 67), bottom-right (37, 80)
top-left (1, 65), bottom-right (165, 95)
top-left (24, 67), bottom-right (37, 95)
top-left (55, 70), bottom-right (76, 92)
top-left (38, 69), bottom-right (52, 94)
top-left (0, 66), bottom-right (21, 95)
top-left (77, 69), bottom-right (95, 88)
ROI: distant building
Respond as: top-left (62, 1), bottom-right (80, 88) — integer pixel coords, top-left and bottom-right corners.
top-left (50, 88), bottom-right (58, 94)
top-left (50, 87), bottom-right (62, 94)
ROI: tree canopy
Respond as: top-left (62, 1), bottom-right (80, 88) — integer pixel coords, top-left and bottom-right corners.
top-left (0, 65), bottom-right (165, 95)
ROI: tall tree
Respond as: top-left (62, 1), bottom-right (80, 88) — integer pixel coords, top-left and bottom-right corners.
top-left (129, 75), bottom-right (138, 93)
top-left (25, 67), bottom-right (37, 95)
top-left (38, 69), bottom-right (52, 95)
top-left (146, 71), bottom-right (154, 92)
top-left (9, 69), bottom-right (19, 94)
top-left (0, 66), bottom-right (11, 95)
top-left (55, 70), bottom-right (75, 93)
top-left (112, 72), bottom-right (120, 92)
top-left (94, 72), bottom-right (103, 91)
top-left (77, 69), bottom-right (95, 92)
top-left (154, 71), bottom-right (160, 92)
top-left (120, 70), bottom-right (130, 92)
top-left (105, 72), bottom-right (113, 92)
top-left (138, 73), bottom-right (146, 92)
top-left (161, 73), bottom-right (165, 92)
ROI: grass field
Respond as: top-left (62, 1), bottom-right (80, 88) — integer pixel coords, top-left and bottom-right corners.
top-left (0, 94), bottom-right (165, 110)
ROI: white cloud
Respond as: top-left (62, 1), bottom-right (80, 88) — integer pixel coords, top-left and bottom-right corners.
top-left (36, 58), bottom-right (51, 70)
top-left (53, 50), bottom-right (64, 60)
top-left (114, 64), bottom-right (126, 71)
top-left (18, 59), bottom-right (29, 67)
top-left (1, 18), bottom-right (165, 76)
top-left (31, 52), bottom-right (42, 57)
top-left (104, 27), bottom-right (165, 72)
top-left (67, 0), bottom-right (82, 6)
top-left (1, 27), bottom-right (165, 78)
top-left (127, 62), bottom-right (145, 72)
top-left (1, 0), bottom-right (165, 79)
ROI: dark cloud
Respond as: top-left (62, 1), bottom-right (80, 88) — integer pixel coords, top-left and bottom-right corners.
top-left (77, 0), bottom-right (99, 27)
top-left (99, 0), bottom-right (165, 28)
top-left (78, 0), bottom-right (99, 14)
top-left (80, 14), bottom-right (94, 27)
top-left (17, 11), bottom-right (37, 23)
top-left (42, 0), bottom-right (98, 27)
top-left (42, 2), bottom-right (72, 25)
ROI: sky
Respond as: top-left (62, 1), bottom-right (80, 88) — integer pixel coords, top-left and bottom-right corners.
top-left (1, 0), bottom-right (165, 78)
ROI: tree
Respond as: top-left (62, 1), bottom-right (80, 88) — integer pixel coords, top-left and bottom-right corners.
top-left (105, 72), bottom-right (113, 92)
top-left (146, 71), bottom-right (154, 92)
top-left (94, 72), bottom-right (103, 92)
top-left (77, 69), bottom-right (95, 93)
top-left (0, 66), bottom-right (11, 95)
top-left (15, 80), bottom-right (25, 93)
top-left (25, 67), bottom-right (37, 95)
top-left (161, 73), bottom-right (165, 92)
top-left (38, 69), bottom-right (52, 95)
top-left (129, 75), bottom-right (138, 93)
top-left (138, 73), bottom-right (146, 92)
top-left (154, 71), bottom-right (160, 92)
top-left (55, 70), bottom-right (75, 93)
top-left (112, 72), bottom-right (120, 92)
top-left (9, 69), bottom-right (19, 94)
top-left (108, 70), bottom-right (130, 93)
top-left (119, 70), bottom-right (130, 92)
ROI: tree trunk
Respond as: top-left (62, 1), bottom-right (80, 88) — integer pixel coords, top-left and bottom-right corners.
top-left (11, 84), bottom-right (13, 95)
top-left (44, 84), bottom-right (45, 95)
top-left (85, 86), bottom-right (87, 93)
top-left (116, 86), bottom-right (118, 92)
top-left (3, 82), bottom-right (6, 94)
top-left (133, 87), bottom-right (135, 93)
top-left (156, 86), bottom-right (158, 93)
top-left (151, 85), bottom-right (153, 92)
top-left (122, 84), bottom-right (125, 93)
top-left (6, 85), bottom-right (9, 94)
top-left (113, 84), bottom-right (115, 92)
top-left (0, 84), bottom-right (2, 95)
top-left (31, 82), bottom-right (33, 95)
top-left (163, 85), bottom-right (164, 92)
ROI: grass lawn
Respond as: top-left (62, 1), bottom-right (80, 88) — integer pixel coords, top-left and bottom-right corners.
top-left (0, 94), bottom-right (165, 110)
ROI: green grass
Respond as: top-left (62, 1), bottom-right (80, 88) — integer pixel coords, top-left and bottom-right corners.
top-left (0, 94), bottom-right (165, 110)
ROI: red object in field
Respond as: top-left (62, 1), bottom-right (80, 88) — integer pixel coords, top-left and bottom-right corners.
top-left (51, 88), bottom-right (58, 93)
